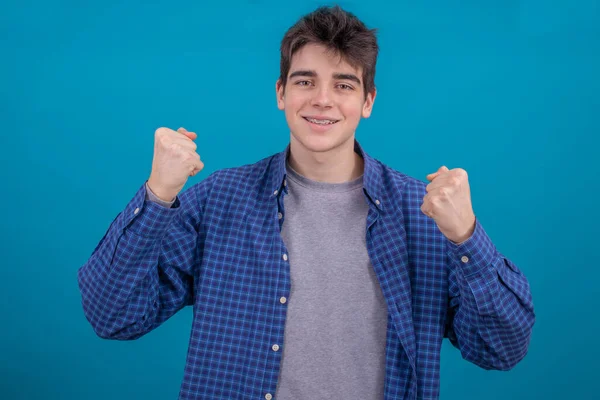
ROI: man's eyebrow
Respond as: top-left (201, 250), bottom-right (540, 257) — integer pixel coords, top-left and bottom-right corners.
top-left (289, 70), bottom-right (317, 79)
top-left (288, 70), bottom-right (361, 85)
top-left (333, 73), bottom-right (361, 85)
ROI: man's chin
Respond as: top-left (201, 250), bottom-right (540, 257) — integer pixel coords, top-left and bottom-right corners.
top-left (291, 131), bottom-right (353, 154)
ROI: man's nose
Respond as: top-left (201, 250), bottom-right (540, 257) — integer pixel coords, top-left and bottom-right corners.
top-left (311, 86), bottom-right (333, 108)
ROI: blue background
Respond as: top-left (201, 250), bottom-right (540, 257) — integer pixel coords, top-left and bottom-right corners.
top-left (1, 0), bottom-right (598, 399)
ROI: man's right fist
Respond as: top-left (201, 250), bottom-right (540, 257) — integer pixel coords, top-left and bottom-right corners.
top-left (147, 127), bottom-right (204, 202)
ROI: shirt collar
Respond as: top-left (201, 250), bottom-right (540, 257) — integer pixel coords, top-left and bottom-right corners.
top-left (267, 138), bottom-right (384, 211)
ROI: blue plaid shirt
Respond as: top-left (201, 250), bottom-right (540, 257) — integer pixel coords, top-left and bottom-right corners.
top-left (77, 139), bottom-right (535, 399)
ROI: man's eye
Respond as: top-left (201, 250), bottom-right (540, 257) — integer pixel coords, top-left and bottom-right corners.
top-left (337, 83), bottom-right (354, 90)
top-left (296, 81), bottom-right (312, 86)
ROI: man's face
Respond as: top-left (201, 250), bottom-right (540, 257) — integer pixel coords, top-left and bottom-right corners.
top-left (276, 43), bottom-right (376, 155)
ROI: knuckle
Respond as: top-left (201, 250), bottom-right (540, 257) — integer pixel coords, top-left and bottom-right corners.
top-left (158, 135), bottom-right (171, 148)
top-left (155, 127), bottom-right (168, 137)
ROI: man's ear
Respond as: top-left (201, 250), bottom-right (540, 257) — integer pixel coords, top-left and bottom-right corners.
top-left (276, 79), bottom-right (285, 110)
top-left (361, 88), bottom-right (377, 118)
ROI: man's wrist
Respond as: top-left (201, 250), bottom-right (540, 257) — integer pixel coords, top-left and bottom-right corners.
top-left (449, 215), bottom-right (477, 245)
top-left (146, 180), bottom-right (176, 202)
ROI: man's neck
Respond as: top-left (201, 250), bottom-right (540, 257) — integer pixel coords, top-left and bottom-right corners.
top-left (287, 136), bottom-right (364, 183)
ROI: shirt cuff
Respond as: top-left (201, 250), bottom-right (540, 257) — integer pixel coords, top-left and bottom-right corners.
top-left (145, 181), bottom-right (177, 208)
top-left (446, 218), bottom-right (498, 278)
top-left (120, 181), bottom-right (182, 239)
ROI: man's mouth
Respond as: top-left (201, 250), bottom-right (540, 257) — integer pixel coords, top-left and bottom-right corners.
top-left (302, 117), bottom-right (340, 125)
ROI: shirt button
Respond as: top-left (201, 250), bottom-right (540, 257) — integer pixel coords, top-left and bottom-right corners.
top-left (284, 179), bottom-right (287, 186)
top-left (280, 296), bottom-right (287, 304)
top-left (273, 190), bottom-right (278, 196)
top-left (461, 256), bottom-right (469, 263)
top-left (134, 207), bottom-right (140, 215)
top-left (265, 394), bottom-right (273, 400)
top-left (272, 344), bottom-right (280, 351)
top-left (282, 254), bottom-right (288, 261)
top-left (375, 199), bottom-right (381, 205)
top-left (278, 212), bottom-right (283, 220)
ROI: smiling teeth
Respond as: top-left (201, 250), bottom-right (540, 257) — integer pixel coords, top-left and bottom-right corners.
top-left (306, 118), bottom-right (337, 125)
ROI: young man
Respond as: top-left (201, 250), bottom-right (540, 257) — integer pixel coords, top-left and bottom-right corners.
top-left (77, 5), bottom-right (535, 400)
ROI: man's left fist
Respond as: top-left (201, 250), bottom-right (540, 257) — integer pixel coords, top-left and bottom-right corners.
top-left (421, 166), bottom-right (476, 244)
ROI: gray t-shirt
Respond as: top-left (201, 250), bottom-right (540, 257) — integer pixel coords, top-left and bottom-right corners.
top-left (274, 161), bottom-right (387, 399)
top-left (144, 161), bottom-right (388, 399)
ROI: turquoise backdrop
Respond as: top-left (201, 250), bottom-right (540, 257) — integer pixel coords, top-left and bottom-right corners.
top-left (1, 1), bottom-right (598, 399)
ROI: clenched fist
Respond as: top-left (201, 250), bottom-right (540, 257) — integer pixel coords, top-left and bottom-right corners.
top-left (147, 127), bottom-right (204, 202)
top-left (421, 166), bottom-right (476, 244)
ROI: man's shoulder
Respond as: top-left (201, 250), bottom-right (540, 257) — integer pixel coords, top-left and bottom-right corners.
top-left (217, 152), bottom-right (275, 181)
top-left (214, 154), bottom-right (276, 186)
top-left (189, 151), bottom-right (278, 196)
top-left (375, 158), bottom-right (427, 195)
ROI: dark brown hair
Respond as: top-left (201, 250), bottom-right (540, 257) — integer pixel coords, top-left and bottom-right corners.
top-left (279, 5), bottom-right (379, 98)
